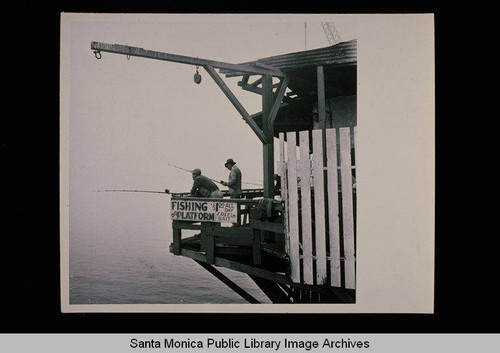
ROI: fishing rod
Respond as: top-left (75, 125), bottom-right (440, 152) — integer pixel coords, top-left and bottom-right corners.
top-left (167, 163), bottom-right (192, 173)
top-left (167, 163), bottom-right (223, 185)
top-left (167, 163), bottom-right (263, 186)
top-left (93, 189), bottom-right (171, 194)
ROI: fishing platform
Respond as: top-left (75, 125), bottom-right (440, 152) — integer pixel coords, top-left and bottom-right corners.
top-left (91, 37), bottom-right (357, 303)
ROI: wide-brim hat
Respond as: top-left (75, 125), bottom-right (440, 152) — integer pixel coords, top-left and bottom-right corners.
top-left (224, 158), bottom-right (236, 167)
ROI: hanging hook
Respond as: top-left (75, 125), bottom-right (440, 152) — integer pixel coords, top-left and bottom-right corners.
top-left (126, 45), bottom-right (131, 60)
top-left (93, 50), bottom-right (102, 60)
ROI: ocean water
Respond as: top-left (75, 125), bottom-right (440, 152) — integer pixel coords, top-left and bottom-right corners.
top-left (69, 202), bottom-right (272, 305)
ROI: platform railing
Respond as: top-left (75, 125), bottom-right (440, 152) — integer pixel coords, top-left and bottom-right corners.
top-left (170, 195), bottom-right (286, 266)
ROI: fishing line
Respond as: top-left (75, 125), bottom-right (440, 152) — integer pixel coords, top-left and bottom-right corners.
top-left (167, 163), bottom-right (223, 185)
top-left (166, 162), bottom-right (263, 186)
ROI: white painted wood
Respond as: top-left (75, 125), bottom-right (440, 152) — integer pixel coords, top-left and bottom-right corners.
top-left (299, 131), bottom-right (314, 284)
top-left (312, 129), bottom-right (327, 284)
top-left (279, 134), bottom-right (289, 256)
top-left (326, 128), bottom-right (341, 287)
top-left (286, 131), bottom-right (301, 283)
top-left (353, 126), bottom-right (357, 190)
top-left (339, 127), bottom-right (355, 289)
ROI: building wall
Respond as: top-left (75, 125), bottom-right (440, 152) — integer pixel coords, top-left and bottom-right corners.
top-left (313, 95), bottom-right (356, 130)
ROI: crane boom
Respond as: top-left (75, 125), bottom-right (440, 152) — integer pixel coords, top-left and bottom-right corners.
top-left (90, 41), bottom-right (284, 77)
top-left (321, 22), bottom-right (341, 45)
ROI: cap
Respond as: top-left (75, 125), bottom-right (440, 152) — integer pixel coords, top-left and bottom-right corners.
top-left (191, 168), bottom-right (201, 176)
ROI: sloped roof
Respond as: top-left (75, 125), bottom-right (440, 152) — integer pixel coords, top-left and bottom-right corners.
top-left (237, 40), bottom-right (357, 136)
top-left (221, 39), bottom-right (357, 77)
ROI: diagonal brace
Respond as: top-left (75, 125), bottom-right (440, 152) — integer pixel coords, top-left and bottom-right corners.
top-left (267, 75), bottom-right (290, 133)
top-left (204, 65), bottom-right (267, 144)
top-left (195, 260), bottom-right (260, 303)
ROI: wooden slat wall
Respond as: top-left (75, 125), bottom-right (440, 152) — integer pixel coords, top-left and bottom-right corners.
top-left (279, 128), bottom-right (356, 289)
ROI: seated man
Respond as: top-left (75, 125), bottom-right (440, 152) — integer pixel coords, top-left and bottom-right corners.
top-left (190, 168), bottom-right (223, 198)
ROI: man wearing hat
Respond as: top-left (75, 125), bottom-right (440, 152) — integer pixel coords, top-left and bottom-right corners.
top-left (190, 168), bottom-right (223, 198)
top-left (221, 158), bottom-right (242, 199)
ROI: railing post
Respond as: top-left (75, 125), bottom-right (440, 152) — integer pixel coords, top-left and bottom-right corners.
top-left (236, 202), bottom-right (241, 226)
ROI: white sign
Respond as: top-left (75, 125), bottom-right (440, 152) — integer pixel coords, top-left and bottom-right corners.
top-left (171, 199), bottom-right (237, 223)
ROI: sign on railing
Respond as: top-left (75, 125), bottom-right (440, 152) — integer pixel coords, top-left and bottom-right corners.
top-left (170, 199), bottom-right (237, 223)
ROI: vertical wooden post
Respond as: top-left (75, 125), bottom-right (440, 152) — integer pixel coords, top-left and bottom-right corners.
top-left (236, 202), bottom-right (241, 226)
top-left (252, 228), bottom-right (262, 265)
top-left (286, 131), bottom-right (301, 283)
top-left (262, 74), bottom-right (275, 199)
top-left (316, 66), bottom-right (328, 284)
top-left (317, 66), bottom-right (326, 130)
top-left (201, 234), bottom-right (216, 265)
top-left (262, 74), bottom-right (275, 243)
top-left (172, 225), bottom-right (181, 255)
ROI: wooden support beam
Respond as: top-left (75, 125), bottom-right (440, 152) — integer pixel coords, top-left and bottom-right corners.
top-left (180, 248), bottom-right (291, 284)
top-left (239, 83), bottom-right (262, 95)
top-left (249, 276), bottom-right (292, 303)
top-left (240, 85), bottom-right (296, 105)
top-left (317, 66), bottom-right (327, 130)
top-left (277, 282), bottom-right (294, 299)
top-left (180, 248), bottom-right (354, 302)
top-left (202, 226), bottom-right (253, 239)
top-left (204, 66), bottom-right (267, 144)
top-left (316, 66), bottom-right (328, 285)
top-left (327, 286), bottom-right (355, 303)
top-left (240, 75), bottom-right (249, 86)
top-left (250, 219), bottom-right (285, 234)
top-left (172, 221), bottom-right (206, 231)
top-left (262, 74), bottom-right (275, 199)
top-left (90, 41), bottom-right (284, 77)
top-left (200, 234), bottom-right (215, 264)
top-left (252, 229), bottom-right (262, 265)
top-left (172, 228), bottom-right (181, 255)
top-left (194, 260), bottom-right (261, 303)
top-left (267, 75), bottom-right (290, 133)
top-left (250, 77), bottom-right (263, 87)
